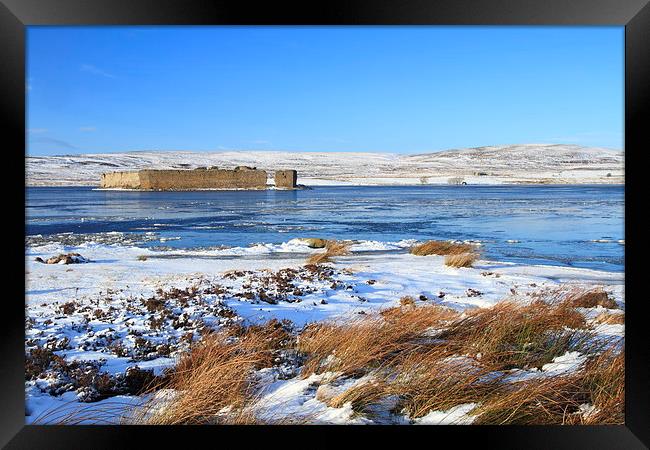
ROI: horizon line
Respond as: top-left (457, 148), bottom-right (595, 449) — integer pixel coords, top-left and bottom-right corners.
top-left (27, 142), bottom-right (624, 158)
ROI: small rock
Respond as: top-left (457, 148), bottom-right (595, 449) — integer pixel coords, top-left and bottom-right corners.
top-left (298, 238), bottom-right (328, 249)
top-left (419, 294), bottom-right (428, 301)
top-left (438, 291), bottom-right (446, 298)
top-left (39, 253), bottom-right (89, 265)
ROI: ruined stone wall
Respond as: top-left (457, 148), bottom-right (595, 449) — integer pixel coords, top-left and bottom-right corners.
top-left (100, 171), bottom-right (142, 189)
top-left (100, 167), bottom-right (268, 190)
top-left (274, 170), bottom-right (298, 189)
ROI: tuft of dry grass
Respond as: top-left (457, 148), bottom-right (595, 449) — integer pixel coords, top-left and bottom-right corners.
top-left (593, 311), bottom-right (625, 325)
top-left (473, 345), bottom-right (624, 425)
top-left (306, 240), bottom-right (351, 265)
top-left (399, 296), bottom-right (416, 307)
top-left (444, 252), bottom-right (480, 268)
top-left (436, 300), bottom-right (588, 370)
top-left (327, 379), bottom-right (388, 413)
top-left (567, 289), bottom-right (619, 309)
top-left (141, 320), bottom-right (294, 425)
top-left (472, 371), bottom-right (588, 425)
top-left (575, 345), bottom-right (624, 425)
top-left (134, 289), bottom-right (622, 425)
top-left (410, 240), bottom-right (474, 256)
top-left (298, 305), bottom-right (459, 377)
top-left (388, 348), bottom-right (501, 418)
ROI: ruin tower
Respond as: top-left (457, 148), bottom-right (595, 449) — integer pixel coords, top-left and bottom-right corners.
top-left (274, 170), bottom-right (298, 189)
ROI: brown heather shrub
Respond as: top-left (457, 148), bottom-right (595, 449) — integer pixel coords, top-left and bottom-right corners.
top-left (399, 296), bottom-right (416, 307)
top-left (437, 300), bottom-right (588, 370)
top-left (567, 289), bottom-right (619, 309)
top-left (410, 240), bottom-right (474, 256)
top-left (306, 240), bottom-right (351, 265)
top-left (444, 252), bottom-right (480, 268)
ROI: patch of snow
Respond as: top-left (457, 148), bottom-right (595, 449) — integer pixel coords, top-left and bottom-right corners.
top-left (413, 403), bottom-right (478, 425)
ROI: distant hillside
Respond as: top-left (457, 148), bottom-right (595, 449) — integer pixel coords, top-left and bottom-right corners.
top-left (26, 144), bottom-right (624, 186)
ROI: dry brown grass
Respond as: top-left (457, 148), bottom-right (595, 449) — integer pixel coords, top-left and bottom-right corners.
top-left (306, 240), bottom-right (351, 265)
top-left (134, 289), bottom-right (622, 425)
top-left (298, 304), bottom-right (459, 377)
top-left (567, 289), bottom-right (619, 309)
top-left (141, 320), bottom-right (294, 425)
top-left (143, 332), bottom-right (260, 424)
top-left (437, 300), bottom-right (588, 370)
top-left (444, 252), bottom-right (480, 268)
top-left (399, 296), bottom-right (416, 307)
top-left (472, 371), bottom-right (588, 424)
top-left (473, 345), bottom-right (624, 425)
top-left (328, 379), bottom-right (388, 412)
top-left (387, 347), bottom-right (502, 418)
top-left (410, 240), bottom-right (474, 256)
top-left (593, 311), bottom-right (625, 325)
top-left (575, 346), bottom-right (624, 425)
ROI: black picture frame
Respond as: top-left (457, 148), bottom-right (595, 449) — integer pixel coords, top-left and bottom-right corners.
top-left (3, 0), bottom-right (647, 448)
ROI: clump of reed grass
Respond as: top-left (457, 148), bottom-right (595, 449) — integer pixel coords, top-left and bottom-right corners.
top-left (472, 371), bottom-right (588, 424)
top-left (473, 345), bottom-right (624, 425)
top-left (435, 300), bottom-right (588, 370)
top-left (306, 240), bottom-right (351, 265)
top-left (327, 379), bottom-right (388, 413)
top-left (388, 349), bottom-right (501, 418)
top-left (444, 252), bottom-right (480, 268)
top-left (567, 289), bottom-right (619, 309)
top-left (298, 305), bottom-right (459, 377)
top-left (575, 345), bottom-right (624, 425)
top-left (593, 311), bottom-right (625, 325)
top-left (410, 240), bottom-right (474, 256)
top-left (141, 320), bottom-right (294, 425)
top-left (134, 289), bottom-right (622, 426)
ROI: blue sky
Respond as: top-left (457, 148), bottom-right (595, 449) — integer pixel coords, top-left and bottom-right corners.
top-left (27, 26), bottom-right (623, 156)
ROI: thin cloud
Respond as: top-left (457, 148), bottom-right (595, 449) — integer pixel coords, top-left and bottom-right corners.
top-left (27, 128), bottom-right (48, 134)
top-left (29, 136), bottom-right (78, 150)
top-left (80, 64), bottom-right (116, 79)
top-left (79, 126), bottom-right (97, 132)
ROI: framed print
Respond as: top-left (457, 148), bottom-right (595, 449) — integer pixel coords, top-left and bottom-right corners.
top-left (1, 0), bottom-right (647, 448)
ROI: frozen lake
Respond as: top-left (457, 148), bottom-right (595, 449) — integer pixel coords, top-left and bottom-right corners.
top-left (26, 185), bottom-right (624, 271)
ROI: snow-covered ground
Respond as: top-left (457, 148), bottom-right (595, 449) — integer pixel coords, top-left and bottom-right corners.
top-left (25, 238), bottom-right (624, 424)
top-left (26, 144), bottom-right (624, 186)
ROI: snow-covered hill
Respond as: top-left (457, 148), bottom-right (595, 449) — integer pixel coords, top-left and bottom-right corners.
top-left (26, 144), bottom-right (623, 186)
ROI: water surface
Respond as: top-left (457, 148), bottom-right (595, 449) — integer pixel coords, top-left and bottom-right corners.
top-left (26, 185), bottom-right (624, 271)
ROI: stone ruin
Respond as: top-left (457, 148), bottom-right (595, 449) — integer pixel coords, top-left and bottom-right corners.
top-left (274, 170), bottom-right (298, 189)
top-left (100, 167), bottom-right (298, 190)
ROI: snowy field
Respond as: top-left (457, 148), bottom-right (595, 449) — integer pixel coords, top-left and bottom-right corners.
top-left (26, 144), bottom-right (624, 186)
top-left (25, 238), bottom-right (624, 424)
